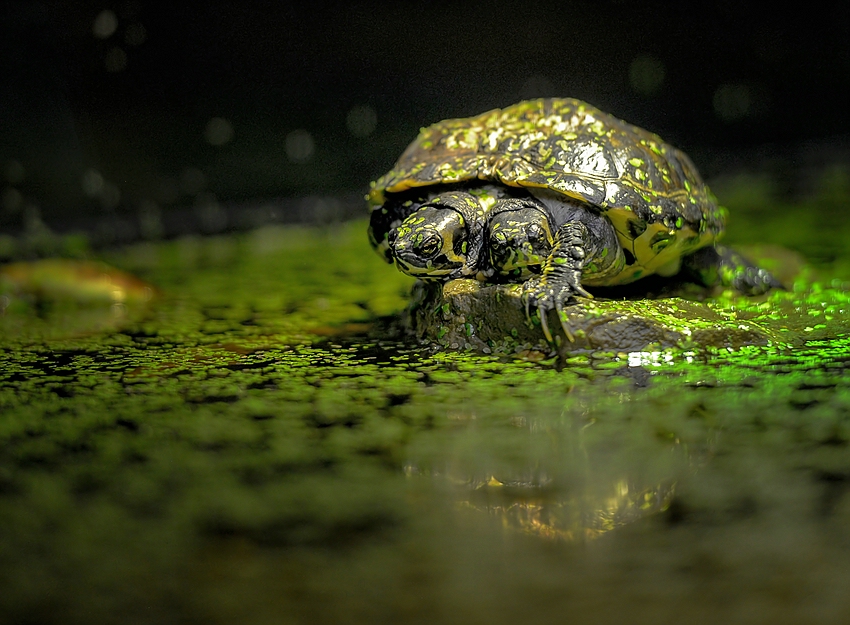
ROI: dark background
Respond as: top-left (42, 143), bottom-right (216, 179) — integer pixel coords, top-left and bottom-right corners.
top-left (2, 1), bottom-right (850, 242)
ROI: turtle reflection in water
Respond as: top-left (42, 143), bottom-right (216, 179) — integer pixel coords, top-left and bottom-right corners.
top-left (459, 473), bottom-right (675, 542)
top-left (368, 98), bottom-right (780, 342)
top-left (402, 409), bottom-right (695, 542)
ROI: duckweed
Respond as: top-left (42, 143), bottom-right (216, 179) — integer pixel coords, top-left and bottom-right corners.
top-left (1, 219), bottom-right (850, 623)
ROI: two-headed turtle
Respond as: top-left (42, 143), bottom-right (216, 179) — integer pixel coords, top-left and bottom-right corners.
top-left (367, 98), bottom-right (779, 341)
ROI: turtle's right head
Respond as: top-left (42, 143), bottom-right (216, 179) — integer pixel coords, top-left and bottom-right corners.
top-left (389, 205), bottom-right (470, 279)
top-left (487, 202), bottom-right (554, 279)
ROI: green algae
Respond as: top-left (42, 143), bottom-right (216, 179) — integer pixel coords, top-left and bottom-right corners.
top-left (1, 215), bottom-right (850, 623)
top-left (410, 271), bottom-right (850, 356)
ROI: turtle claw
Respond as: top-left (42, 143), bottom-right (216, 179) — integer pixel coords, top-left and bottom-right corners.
top-left (537, 304), bottom-right (554, 344)
top-left (519, 221), bottom-right (594, 346)
top-left (573, 283), bottom-right (593, 299)
top-left (522, 278), bottom-right (577, 346)
top-left (554, 298), bottom-right (575, 343)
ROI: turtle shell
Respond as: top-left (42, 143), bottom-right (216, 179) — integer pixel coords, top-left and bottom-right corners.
top-left (369, 98), bottom-right (726, 285)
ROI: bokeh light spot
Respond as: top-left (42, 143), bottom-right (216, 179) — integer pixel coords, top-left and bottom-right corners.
top-left (100, 183), bottom-right (121, 210)
top-left (346, 105), bottom-right (377, 137)
top-left (22, 204), bottom-right (42, 231)
top-left (194, 193), bottom-right (227, 233)
top-left (82, 169), bottom-right (105, 197)
top-left (1, 188), bottom-right (23, 213)
top-left (299, 196), bottom-right (342, 223)
top-left (105, 47), bottom-right (128, 73)
top-left (205, 117), bottom-right (234, 146)
top-left (138, 200), bottom-right (163, 240)
top-left (156, 176), bottom-right (180, 204)
top-left (124, 23), bottom-right (147, 47)
top-left (285, 129), bottom-right (315, 162)
top-left (3, 160), bottom-right (25, 185)
top-left (521, 75), bottom-right (555, 99)
top-left (180, 167), bottom-right (207, 195)
top-left (92, 10), bottom-right (118, 39)
top-left (713, 84), bottom-right (751, 121)
top-left (629, 55), bottom-right (666, 95)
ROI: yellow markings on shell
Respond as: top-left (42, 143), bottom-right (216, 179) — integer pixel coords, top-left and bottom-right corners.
top-left (574, 142), bottom-right (612, 176)
top-left (444, 128), bottom-right (479, 151)
top-left (483, 128), bottom-right (505, 151)
top-left (369, 98), bottom-right (723, 270)
top-left (589, 120), bottom-right (606, 136)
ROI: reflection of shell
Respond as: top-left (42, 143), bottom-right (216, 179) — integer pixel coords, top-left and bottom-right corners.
top-left (403, 405), bottom-right (706, 541)
top-left (461, 476), bottom-right (675, 541)
top-left (404, 465), bottom-right (675, 541)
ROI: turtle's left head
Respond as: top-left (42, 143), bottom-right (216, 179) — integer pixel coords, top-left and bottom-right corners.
top-left (389, 205), bottom-right (470, 279)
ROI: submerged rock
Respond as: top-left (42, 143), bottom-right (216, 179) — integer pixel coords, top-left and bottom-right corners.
top-left (407, 278), bottom-right (779, 355)
top-left (0, 259), bottom-right (157, 339)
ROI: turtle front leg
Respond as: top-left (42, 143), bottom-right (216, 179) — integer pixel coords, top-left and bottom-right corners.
top-left (521, 222), bottom-right (594, 343)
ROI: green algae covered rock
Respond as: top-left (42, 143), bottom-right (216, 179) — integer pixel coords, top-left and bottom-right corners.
top-left (405, 243), bottom-right (848, 357)
top-left (407, 278), bottom-right (781, 354)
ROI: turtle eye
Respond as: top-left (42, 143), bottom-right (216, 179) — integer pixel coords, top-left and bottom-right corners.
top-left (416, 234), bottom-right (441, 258)
top-left (490, 231), bottom-right (507, 246)
top-left (452, 232), bottom-right (469, 257)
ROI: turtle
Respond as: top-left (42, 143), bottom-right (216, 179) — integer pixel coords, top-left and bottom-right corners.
top-left (367, 98), bottom-right (780, 341)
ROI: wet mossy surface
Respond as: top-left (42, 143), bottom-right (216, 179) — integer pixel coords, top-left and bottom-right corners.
top-left (2, 185), bottom-right (850, 623)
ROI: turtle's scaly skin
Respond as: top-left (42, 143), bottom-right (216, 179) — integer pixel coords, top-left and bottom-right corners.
top-left (369, 98), bottom-right (725, 284)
